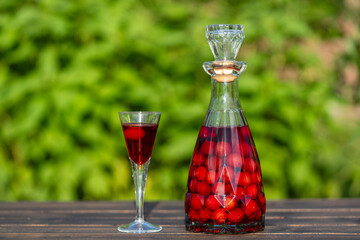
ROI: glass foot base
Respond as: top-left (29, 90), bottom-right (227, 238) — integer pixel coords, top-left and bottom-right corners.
top-left (118, 220), bottom-right (162, 233)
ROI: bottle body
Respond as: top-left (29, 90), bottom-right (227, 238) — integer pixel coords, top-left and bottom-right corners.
top-left (185, 24), bottom-right (265, 234)
top-left (185, 76), bottom-right (266, 234)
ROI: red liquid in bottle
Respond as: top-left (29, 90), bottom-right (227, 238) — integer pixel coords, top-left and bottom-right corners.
top-left (185, 125), bottom-right (265, 233)
top-left (122, 123), bottom-right (158, 165)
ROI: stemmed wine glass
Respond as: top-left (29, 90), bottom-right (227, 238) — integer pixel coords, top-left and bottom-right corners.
top-left (118, 111), bottom-right (162, 233)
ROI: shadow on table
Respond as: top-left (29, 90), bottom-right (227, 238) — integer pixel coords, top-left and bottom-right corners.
top-left (142, 202), bottom-right (160, 219)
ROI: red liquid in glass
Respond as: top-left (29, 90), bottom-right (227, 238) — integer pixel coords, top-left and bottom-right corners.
top-left (185, 125), bottom-right (265, 233)
top-left (122, 123), bottom-right (158, 165)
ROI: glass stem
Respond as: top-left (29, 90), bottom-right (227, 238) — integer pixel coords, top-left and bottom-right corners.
top-left (130, 159), bottom-right (150, 223)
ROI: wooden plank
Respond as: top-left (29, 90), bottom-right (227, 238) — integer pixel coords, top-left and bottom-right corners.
top-left (0, 199), bottom-right (359, 239)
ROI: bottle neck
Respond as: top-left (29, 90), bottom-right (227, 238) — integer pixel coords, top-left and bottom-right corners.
top-left (202, 61), bottom-right (247, 126)
top-left (209, 78), bottom-right (241, 111)
top-left (203, 77), bottom-right (247, 127)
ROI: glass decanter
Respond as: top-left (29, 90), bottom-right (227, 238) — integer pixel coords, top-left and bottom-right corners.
top-left (185, 24), bottom-right (266, 234)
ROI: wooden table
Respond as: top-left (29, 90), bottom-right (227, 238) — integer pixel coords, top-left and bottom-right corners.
top-left (0, 199), bottom-right (359, 239)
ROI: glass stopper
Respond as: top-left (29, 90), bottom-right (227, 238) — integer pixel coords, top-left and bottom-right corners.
top-left (206, 24), bottom-right (244, 61)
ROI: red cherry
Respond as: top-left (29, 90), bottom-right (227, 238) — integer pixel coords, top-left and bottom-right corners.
top-left (256, 209), bottom-right (262, 220)
top-left (224, 196), bottom-right (237, 210)
top-left (206, 170), bottom-right (217, 185)
top-left (244, 157), bottom-right (258, 172)
top-left (217, 157), bottom-right (225, 169)
top-left (199, 208), bottom-right (211, 222)
top-left (232, 144), bottom-right (241, 154)
top-left (205, 195), bottom-right (221, 210)
top-left (236, 172), bottom-right (251, 187)
top-left (251, 172), bottom-right (261, 184)
top-left (123, 127), bottom-right (145, 140)
top-left (226, 153), bottom-right (244, 168)
top-left (227, 207), bottom-right (244, 223)
top-left (202, 141), bottom-right (216, 155)
top-left (200, 127), bottom-right (209, 139)
top-left (211, 208), bottom-right (227, 223)
top-left (188, 208), bottom-right (199, 221)
top-left (197, 181), bottom-right (211, 195)
top-left (200, 127), bottom-right (217, 139)
top-left (245, 184), bottom-right (258, 199)
top-left (245, 199), bottom-right (259, 218)
top-left (206, 156), bottom-right (218, 170)
top-left (236, 187), bottom-right (246, 201)
top-left (188, 165), bottom-right (195, 179)
top-left (240, 142), bottom-right (252, 156)
top-left (192, 153), bottom-right (204, 166)
top-left (210, 129), bottom-right (217, 139)
top-left (210, 156), bottom-right (225, 170)
top-left (190, 194), bottom-right (203, 210)
top-left (218, 167), bottom-right (235, 184)
top-left (225, 183), bottom-right (235, 195)
top-left (212, 182), bottom-right (226, 195)
top-left (195, 166), bottom-right (207, 181)
top-left (215, 141), bottom-right (232, 157)
top-left (188, 178), bottom-right (198, 193)
top-left (239, 126), bottom-right (250, 139)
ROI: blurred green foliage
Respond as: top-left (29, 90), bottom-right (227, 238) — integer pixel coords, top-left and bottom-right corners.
top-left (0, 0), bottom-right (359, 201)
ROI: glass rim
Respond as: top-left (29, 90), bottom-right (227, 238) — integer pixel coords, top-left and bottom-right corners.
top-left (206, 24), bottom-right (244, 32)
top-left (118, 111), bottom-right (161, 115)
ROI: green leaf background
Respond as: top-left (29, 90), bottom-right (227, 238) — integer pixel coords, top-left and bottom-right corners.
top-left (0, 0), bottom-right (359, 200)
